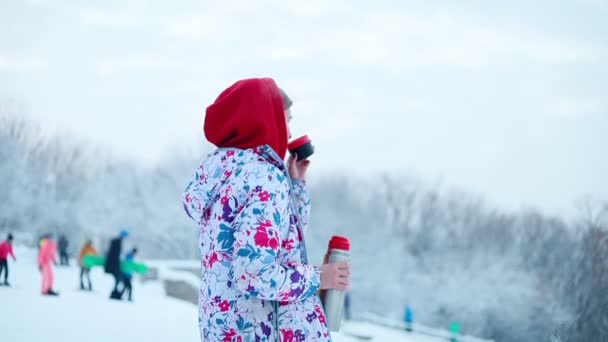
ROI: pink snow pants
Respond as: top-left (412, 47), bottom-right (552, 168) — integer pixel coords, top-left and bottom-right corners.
top-left (41, 264), bottom-right (53, 293)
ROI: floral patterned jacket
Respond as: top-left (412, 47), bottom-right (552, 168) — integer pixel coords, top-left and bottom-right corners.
top-left (183, 145), bottom-right (331, 342)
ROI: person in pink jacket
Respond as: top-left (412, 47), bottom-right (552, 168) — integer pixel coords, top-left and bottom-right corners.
top-left (38, 235), bottom-right (59, 296)
top-left (0, 233), bottom-right (16, 286)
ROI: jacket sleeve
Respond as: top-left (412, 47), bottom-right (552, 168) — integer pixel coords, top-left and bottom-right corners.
top-left (232, 164), bottom-right (320, 302)
top-left (183, 164), bottom-right (209, 227)
top-left (291, 179), bottom-right (311, 234)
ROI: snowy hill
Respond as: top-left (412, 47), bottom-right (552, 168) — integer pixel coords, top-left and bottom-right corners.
top-left (0, 247), bottom-right (473, 342)
top-left (0, 247), bottom-right (198, 342)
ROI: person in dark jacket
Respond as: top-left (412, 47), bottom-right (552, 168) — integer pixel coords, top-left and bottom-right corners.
top-left (104, 229), bottom-right (128, 299)
top-left (58, 234), bottom-right (69, 266)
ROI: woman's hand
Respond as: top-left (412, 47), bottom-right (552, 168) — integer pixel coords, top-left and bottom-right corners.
top-left (319, 261), bottom-right (351, 291)
top-left (288, 154), bottom-right (310, 181)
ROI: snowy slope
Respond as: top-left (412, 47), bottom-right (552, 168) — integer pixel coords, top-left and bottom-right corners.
top-left (0, 247), bottom-right (198, 342)
top-left (0, 247), bottom-right (443, 342)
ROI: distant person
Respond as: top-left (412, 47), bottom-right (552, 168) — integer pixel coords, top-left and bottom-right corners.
top-left (78, 240), bottom-right (97, 291)
top-left (104, 229), bottom-right (128, 299)
top-left (58, 234), bottom-right (69, 266)
top-left (121, 247), bottom-right (138, 301)
top-left (38, 235), bottom-right (59, 296)
top-left (0, 233), bottom-right (17, 286)
top-left (404, 305), bottom-right (414, 332)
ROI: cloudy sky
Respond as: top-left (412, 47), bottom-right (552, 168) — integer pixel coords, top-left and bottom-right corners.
top-left (1, 0), bottom-right (607, 216)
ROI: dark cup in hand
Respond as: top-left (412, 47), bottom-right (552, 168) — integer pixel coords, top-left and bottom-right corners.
top-left (288, 135), bottom-right (314, 160)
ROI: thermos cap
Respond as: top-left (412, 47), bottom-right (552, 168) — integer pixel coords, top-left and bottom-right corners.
top-left (328, 235), bottom-right (350, 251)
top-left (288, 135), bottom-right (311, 151)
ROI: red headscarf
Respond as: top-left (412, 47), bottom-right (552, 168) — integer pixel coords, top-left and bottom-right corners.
top-left (204, 78), bottom-right (288, 160)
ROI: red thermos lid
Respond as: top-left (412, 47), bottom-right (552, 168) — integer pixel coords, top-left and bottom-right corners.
top-left (328, 235), bottom-right (350, 251)
top-left (288, 135), bottom-right (311, 151)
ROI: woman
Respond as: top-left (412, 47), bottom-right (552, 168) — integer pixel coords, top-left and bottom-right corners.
top-left (38, 235), bottom-right (59, 296)
top-left (183, 78), bottom-right (350, 341)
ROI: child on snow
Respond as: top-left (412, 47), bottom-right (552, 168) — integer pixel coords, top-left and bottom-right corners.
top-left (78, 240), bottom-right (97, 291)
top-left (120, 247), bottom-right (137, 301)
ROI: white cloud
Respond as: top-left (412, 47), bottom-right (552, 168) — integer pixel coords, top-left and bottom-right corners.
top-left (580, 0), bottom-right (608, 8)
top-left (79, 9), bottom-right (147, 27)
top-left (158, 1), bottom-right (265, 41)
top-left (544, 98), bottom-right (608, 119)
top-left (0, 56), bottom-right (46, 72)
top-left (206, 0), bottom-right (258, 15)
top-left (264, 10), bottom-right (607, 68)
top-left (267, 0), bottom-right (345, 17)
top-left (518, 79), bottom-right (608, 120)
top-left (22, 0), bottom-right (50, 7)
top-left (267, 28), bottom-right (390, 66)
top-left (95, 56), bottom-right (175, 75)
top-left (161, 15), bottom-right (221, 41)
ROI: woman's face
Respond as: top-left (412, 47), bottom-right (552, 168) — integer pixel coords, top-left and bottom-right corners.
top-left (285, 109), bottom-right (292, 140)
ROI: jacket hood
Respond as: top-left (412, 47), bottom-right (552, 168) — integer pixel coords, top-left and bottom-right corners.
top-left (204, 78), bottom-right (288, 160)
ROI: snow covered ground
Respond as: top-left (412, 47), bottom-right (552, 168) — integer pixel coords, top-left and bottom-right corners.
top-left (0, 247), bottom-right (448, 342)
top-left (0, 247), bottom-right (199, 342)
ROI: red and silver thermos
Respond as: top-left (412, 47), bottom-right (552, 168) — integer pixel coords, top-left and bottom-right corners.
top-left (322, 235), bottom-right (350, 332)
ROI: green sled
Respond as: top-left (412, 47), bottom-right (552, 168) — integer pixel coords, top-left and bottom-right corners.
top-left (82, 255), bottom-right (148, 274)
